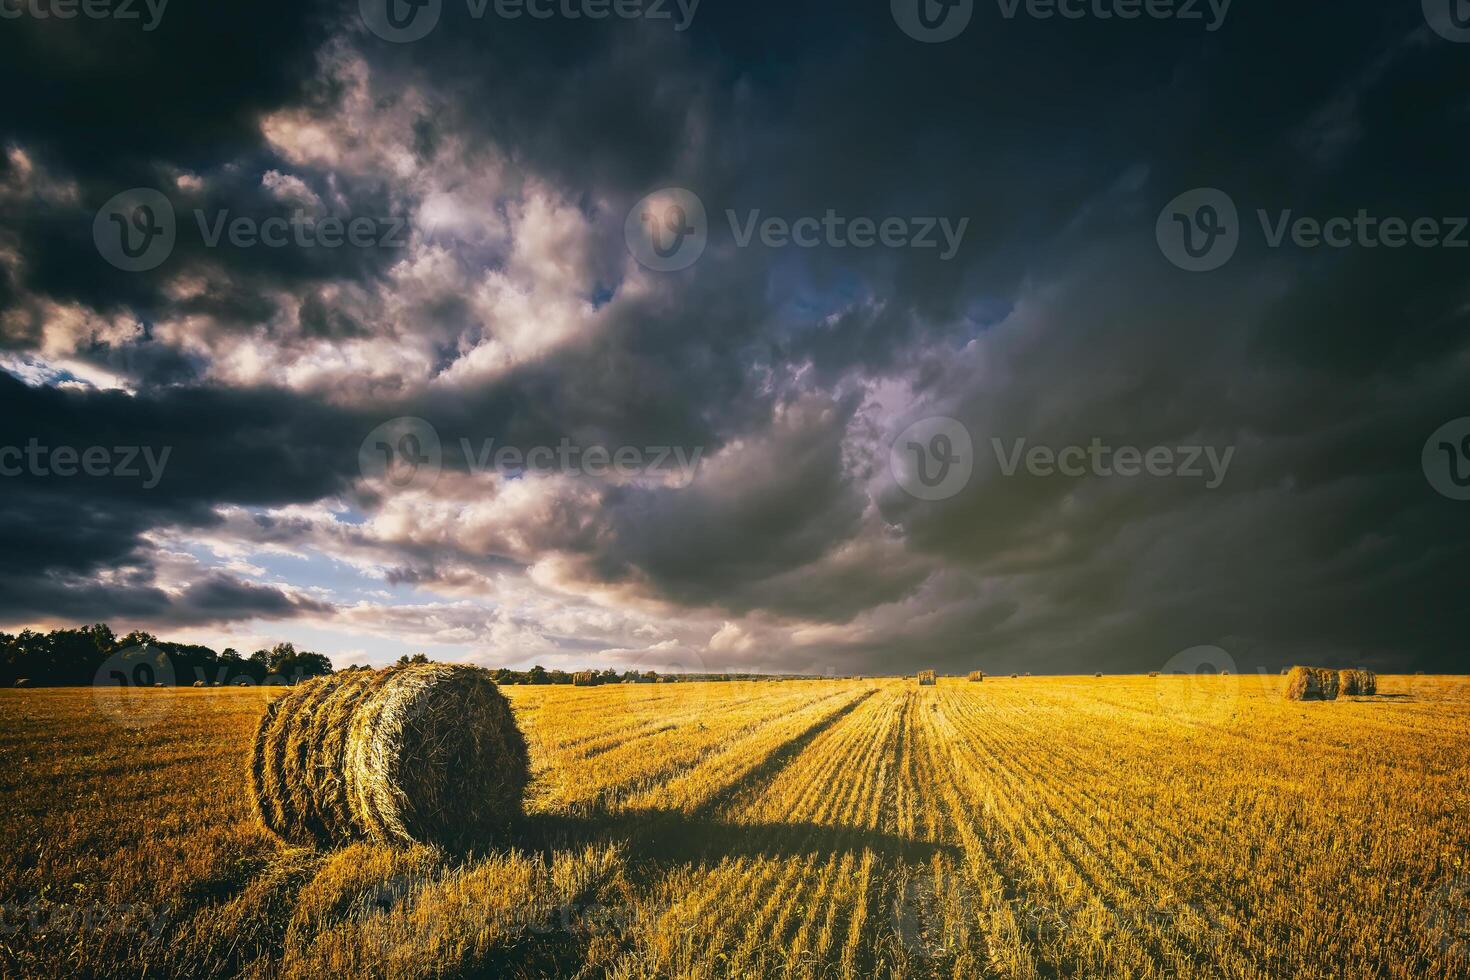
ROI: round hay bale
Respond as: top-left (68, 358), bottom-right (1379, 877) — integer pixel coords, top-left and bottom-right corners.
top-left (1338, 669), bottom-right (1379, 697)
top-left (193, 680), bottom-right (207, 688)
top-left (1285, 666), bottom-right (1340, 702)
top-left (248, 664), bottom-right (529, 849)
top-left (14, 679), bottom-right (30, 688)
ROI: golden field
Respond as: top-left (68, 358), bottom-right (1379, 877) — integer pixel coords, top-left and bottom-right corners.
top-left (1, 675), bottom-right (1468, 978)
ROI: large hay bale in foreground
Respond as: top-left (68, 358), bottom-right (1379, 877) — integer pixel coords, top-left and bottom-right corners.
top-left (1285, 666), bottom-right (1340, 702)
top-left (249, 664), bottom-right (529, 849)
top-left (1338, 669), bottom-right (1378, 696)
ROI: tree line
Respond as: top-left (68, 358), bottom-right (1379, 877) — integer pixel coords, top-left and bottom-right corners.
top-left (0, 624), bottom-right (333, 687)
top-left (1, 624), bottom-right (802, 688)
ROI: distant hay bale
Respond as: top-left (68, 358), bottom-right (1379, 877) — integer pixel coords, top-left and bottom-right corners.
top-left (917, 670), bottom-right (936, 687)
top-left (968, 671), bottom-right (984, 682)
top-left (1148, 672), bottom-right (1160, 678)
top-left (193, 681), bottom-right (206, 688)
top-left (1095, 672), bottom-right (1104, 678)
top-left (1285, 666), bottom-right (1340, 702)
top-left (571, 671), bottom-right (600, 687)
top-left (1010, 673), bottom-right (1019, 679)
top-left (14, 679), bottom-right (30, 688)
top-left (1339, 669), bottom-right (1378, 697)
top-left (249, 664), bottom-right (530, 849)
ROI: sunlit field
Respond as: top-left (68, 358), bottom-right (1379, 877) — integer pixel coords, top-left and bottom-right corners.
top-left (2, 675), bottom-right (1468, 978)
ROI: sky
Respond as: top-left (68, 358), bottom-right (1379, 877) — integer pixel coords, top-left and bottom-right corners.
top-left (1, 2), bottom-right (1468, 675)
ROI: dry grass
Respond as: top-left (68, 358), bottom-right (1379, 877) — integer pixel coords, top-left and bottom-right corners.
top-left (2, 676), bottom-right (1469, 979)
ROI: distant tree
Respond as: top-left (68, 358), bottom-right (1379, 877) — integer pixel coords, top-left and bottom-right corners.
top-left (396, 653), bottom-right (431, 666)
top-left (268, 643), bottom-right (333, 681)
top-left (527, 665), bottom-right (550, 685)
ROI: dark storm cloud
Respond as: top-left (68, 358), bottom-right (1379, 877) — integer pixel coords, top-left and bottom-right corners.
top-left (0, 373), bottom-right (358, 624)
top-left (1, 0), bottom-right (1468, 670)
top-left (0, 0), bottom-right (329, 175)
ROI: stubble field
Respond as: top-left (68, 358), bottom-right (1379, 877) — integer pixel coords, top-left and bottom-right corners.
top-left (1, 675), bottom-right (1468, 978)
